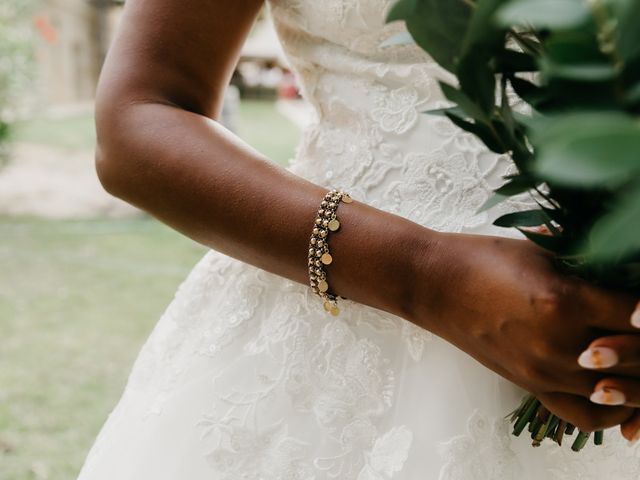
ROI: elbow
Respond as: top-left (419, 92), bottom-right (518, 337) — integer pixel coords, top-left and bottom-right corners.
top-left (94, 142), bottom-right (122, 197)
top-left (93, 94), bottom-right (138, 199)
top-left (94, 89), bottom-right (120, 196)
top-left (94, 123), bottom-right (130, 199)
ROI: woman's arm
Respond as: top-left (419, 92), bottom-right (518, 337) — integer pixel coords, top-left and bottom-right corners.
top-left (94, 0), bottom-right (434, 319)
top-left (96, 0), bottom-right (640, 436)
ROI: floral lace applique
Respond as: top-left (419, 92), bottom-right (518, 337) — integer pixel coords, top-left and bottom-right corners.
top-left (437, 409), bottom-right (522, 480)
top-left (197, 317), bottom-right (414, 479)
top-left (371, 85), bottom-right (428, 135)
top-left (357, 426), bottom-right (414, 480)
top-left (545, 430), bottom-right (640, 480)
top-left (199, 419), bottom-right (315, 480)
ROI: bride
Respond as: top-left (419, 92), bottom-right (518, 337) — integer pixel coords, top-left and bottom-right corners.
top-left (78, 0), bottom-right (640, 478)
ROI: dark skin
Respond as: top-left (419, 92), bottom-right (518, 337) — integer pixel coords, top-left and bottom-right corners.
top-left (96, 0), bottom-right (640, 441)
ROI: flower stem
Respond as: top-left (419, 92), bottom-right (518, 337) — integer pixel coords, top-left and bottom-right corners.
top-left (594, 430), bottom-right (604, 445)
top-left (533, 411), bottom-right (554, 446)
top-left (554, 420), bottom-right (567, 446)
top-left (571, 431), bottom-right (591, 452)
top-left (545, 415), bottom-right (560, 439)
top-left (512, 396), bottom-right (540, 436)
top-left (508, 396), bottom-right (604, 451)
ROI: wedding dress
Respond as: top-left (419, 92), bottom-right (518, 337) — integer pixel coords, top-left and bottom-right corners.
top-left (76, 1), bottom-right (640, 479)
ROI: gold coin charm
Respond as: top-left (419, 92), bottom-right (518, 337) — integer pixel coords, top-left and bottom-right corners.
top-left (309, 190), bottom-right (351, 317)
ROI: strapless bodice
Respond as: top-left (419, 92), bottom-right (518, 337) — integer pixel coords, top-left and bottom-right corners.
top-left (267, 0), bottom-right (535, 235)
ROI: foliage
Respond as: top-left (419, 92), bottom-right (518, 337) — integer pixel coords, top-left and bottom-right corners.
top-left (0, 0), bottom-right (36, 158)
top-left (387, 0), bottom-right (640, 290)
top-left (387, 0), bottom-right (640, 452)
top-left (0, 121), bottom-right (10, 167)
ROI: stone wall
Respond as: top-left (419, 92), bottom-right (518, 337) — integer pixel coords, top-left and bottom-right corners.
top-left (33, 0), bottom-right (123, 107)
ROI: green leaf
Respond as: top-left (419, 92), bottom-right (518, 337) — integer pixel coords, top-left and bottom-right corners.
top-left (457, 52), bottom-right (497, 115)
top-left (501, 78), bottom-right (516, 139)
top-left (532, 112), bottom-right (640, 187)
top-left (613, 0), bottom-right (640, 62)
top-left (496, 0), bottom-right (591, 30)
top-left (495, 174), bottom-right (534, 195)
top-left (386, 0), bottom-right (418, 22)
top-left (584, 185), bottom-right (640, 262)
top-left (477, 175), bottom-right (536, 215)
top-left (423, 106), bottom-right (468, 118)
top-left (510, 32), bottom-right (542, 56)
top-left (461, 0), bottom-right (505, 55)
top-left (494, 50), bottom-right (538, 73)
top-left (387, 0), bottom-right (474, 72)
top-left (0, 121), bottom-right (10, 142)
top-left (445, 112), bottom-right (507, 153)
top-left (456, 0), bottom-right (504, 114)
top-left (541, 58), bottom-right (617, 82)
top-left (439, 82), bottom-right (490, 123)
top-left (513, 110), bottom-right (542, 129)
top-left (494, 209), bottom-right (550, 227)
top-left (477, 192), bottom-right (511, 213)
top-left (625, 82), bottom-right (640, 105)
top-left (509, 76), bottom-right (548, 108)
top-left (540, 29), bottom-right (610, 90)
top-left (536, 201), bottom-right (566, 226)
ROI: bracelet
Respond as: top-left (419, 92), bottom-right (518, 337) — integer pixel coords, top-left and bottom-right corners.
top-left (307, 188), bottom-right (352, 316)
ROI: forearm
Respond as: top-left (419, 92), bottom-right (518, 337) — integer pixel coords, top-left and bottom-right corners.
top-left (96, 101), bottom-right (437, 320)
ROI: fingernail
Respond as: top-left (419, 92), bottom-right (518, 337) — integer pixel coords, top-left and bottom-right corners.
top-left (534, 225), bottom-right (551, 235)
top-left (522, 225), bottom-right (551, 235)
top-left (631, 302), bottom-right (640, 329)
top-left (577, 347), bottom-right (618, 369)
top-left (590, 387), bottom-right (626, 406)
top-left (629, 428), bottom-right (640, 445)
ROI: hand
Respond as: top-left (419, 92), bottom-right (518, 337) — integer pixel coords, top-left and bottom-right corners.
top-left (408, 231), bottom-right (640, 433)
top-left (575, 308), bottom-right (640, 442)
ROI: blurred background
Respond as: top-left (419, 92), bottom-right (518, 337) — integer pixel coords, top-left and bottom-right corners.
top-left (0, 2), bottom-right (311, 479)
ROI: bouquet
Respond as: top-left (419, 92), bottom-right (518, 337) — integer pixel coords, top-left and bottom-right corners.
top-left (386, 0), bottom-right (640, 451)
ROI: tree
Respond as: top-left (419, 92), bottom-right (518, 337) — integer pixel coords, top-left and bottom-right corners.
top-left (0, 0), bottom-right (35, 164)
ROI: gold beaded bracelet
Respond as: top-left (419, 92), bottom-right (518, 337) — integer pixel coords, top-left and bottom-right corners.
top-left (307, 188), bottom-right (352, 316)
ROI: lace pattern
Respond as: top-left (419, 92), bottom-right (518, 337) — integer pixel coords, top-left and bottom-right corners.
top-left (76, 0), bottom-right (640, 479)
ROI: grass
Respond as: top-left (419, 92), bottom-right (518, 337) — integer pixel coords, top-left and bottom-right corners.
top-left (8, 99), bottom-right (299, 167)
top-left (237, 100), bottom-right (300, 167)
top-left (0, 217), bottom-right (209, 480)
top-left (9, 113), bottom-right (97, 151)
top-left (0, 99), bottom-right (300, 479)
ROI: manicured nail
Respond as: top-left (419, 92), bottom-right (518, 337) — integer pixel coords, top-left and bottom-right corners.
top-left (631, 301), bottom-right (640, 329)
top-left (590, 387), bottom-right (626, 406)
top-left (522, 225), bottom-right (552, 235)
top-left (577, 347), bottom-right (618, 369)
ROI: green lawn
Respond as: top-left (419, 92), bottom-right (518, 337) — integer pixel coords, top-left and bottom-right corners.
top-left (0, 99), bottom-right (300, 479)
top-left (8, 100), bottom-right (299, 167)
top-left (9, 113), bottom-right (97, 151)
top-left (237, 100), bottom-right (300, 167)
top-left (0, 217), bottom-right (209, 480)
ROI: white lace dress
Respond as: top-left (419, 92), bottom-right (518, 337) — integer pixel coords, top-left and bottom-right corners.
top-left (76, 1), bottom-right (640, 479)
